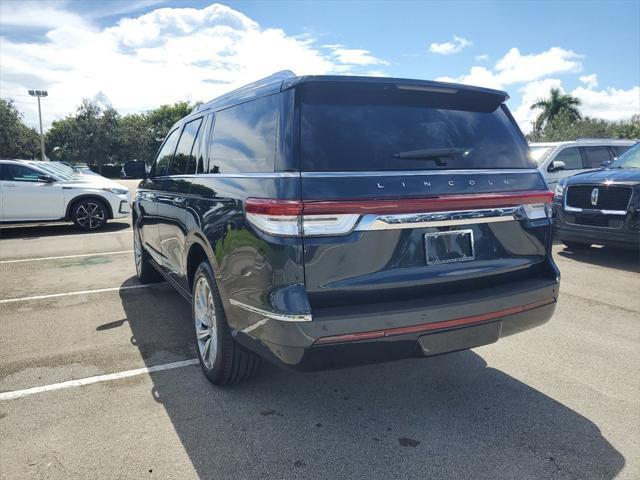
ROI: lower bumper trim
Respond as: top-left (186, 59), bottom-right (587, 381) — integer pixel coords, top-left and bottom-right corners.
top-left (119, 200), bottom-right (131, 214)
top-left (314, 297), bottom-right (555, 345)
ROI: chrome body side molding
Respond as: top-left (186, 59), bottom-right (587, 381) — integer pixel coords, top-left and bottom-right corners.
top-left (229, 298), bottom-right (312, 322)
top-left (355, 207), bottom-right (522, 230)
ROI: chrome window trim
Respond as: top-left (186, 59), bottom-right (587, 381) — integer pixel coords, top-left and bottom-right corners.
top-left (301, 169), bottom-right (540, 178)
top-left (156, 172), bottom-right (301, 179)
top-left (229, 298), bottom-right (312, 322)
top-left (153, 169), bottom-right (540, 179)
top-left (355, 207), bottom-right (522, 231)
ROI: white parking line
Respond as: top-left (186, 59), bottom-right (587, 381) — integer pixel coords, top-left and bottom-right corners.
top-left (0, 359), bottom-right (199, 401)
top-left (0, 229), bottom-right (132, 240)
top-left (0, 284), bottom-right (158, 304)
top-left (0, 250), bottom-right (133, 264)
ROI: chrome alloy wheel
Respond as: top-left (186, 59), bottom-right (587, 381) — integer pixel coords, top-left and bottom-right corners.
top-left (76, 202), bottom-right (105, 229)
top-left (133, 228), bottom-right (143, 275)
top-left (194, 276), bottom-right (218, 369)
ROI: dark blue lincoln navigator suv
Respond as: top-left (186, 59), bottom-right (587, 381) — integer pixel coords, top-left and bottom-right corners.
top-left (126, 71), bottom-right (560, 385)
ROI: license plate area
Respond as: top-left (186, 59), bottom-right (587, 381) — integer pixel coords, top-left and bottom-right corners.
top-left (425, 229), bottom-right (475, 265)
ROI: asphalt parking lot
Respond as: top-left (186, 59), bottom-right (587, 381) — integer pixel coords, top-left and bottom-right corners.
top-left (1, 183), bottom-right (639, 479)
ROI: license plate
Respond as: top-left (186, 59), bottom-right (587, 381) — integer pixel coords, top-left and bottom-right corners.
top-left (425, 229), bottom-right (475, 265)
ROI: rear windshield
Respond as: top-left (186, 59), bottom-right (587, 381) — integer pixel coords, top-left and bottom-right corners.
top-left (299, 83), bottom-right (533, 171)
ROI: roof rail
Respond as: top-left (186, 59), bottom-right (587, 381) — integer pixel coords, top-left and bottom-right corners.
top-left (574, 138), bottom-right (632, 142)
top-left (197, 70), bottom-right (296, 112)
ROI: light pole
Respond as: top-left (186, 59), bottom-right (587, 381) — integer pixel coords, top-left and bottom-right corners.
top-left (28, 90), bottom-right (48, 161)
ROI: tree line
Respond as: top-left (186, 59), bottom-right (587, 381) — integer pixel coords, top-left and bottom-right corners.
top-left (0, 98), bottom-right (195, 173)
top-left (527, 87), bottom-right (639, 142)
top-left (1, 89), bottom-right (638, 171)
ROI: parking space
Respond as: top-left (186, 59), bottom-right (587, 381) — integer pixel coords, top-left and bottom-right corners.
top-left (1, 209), bottom-right (639, 479)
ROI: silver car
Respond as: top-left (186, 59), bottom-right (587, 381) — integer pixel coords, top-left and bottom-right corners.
top-left (530, 139), bottom-right (636, 188)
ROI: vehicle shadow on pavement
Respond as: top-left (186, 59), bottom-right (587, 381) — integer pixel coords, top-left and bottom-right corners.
top-left (120, 280), bottom-right (625, 480)
top-left (557, 245), bottom-right (640, 274)
top-left (0, 220), bottom-right (131, 239)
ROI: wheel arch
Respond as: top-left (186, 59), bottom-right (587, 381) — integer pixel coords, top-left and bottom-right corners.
top-left (185, 232), bottom-right (219, 292)
top-left (65, 194), bottom-right (113, 220)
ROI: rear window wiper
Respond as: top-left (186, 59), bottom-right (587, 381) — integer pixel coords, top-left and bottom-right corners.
top-left (392, 148), bottom-right (465, 166)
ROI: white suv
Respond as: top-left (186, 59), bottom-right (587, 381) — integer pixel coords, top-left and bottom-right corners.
top-left (0, 159), bottom-right (131, 231)
top-left (530, 139), bottom-right (636, 187)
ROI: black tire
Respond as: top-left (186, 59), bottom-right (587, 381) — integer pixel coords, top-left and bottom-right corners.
top-left (192, 260), bottom-right (260, 385)
top-left (71, 198), bottom-right (108, 231)
top-left (133, 224), bottom-right (163, 284)
top-left (562, 241), bottom-right (591, 250)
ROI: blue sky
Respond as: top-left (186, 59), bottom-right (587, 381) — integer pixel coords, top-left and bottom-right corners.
top-left (1, 0), bottom-right (638, 132)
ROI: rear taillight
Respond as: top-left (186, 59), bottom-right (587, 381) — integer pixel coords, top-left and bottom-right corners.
top-left (245, 199), bottom-right (360, 236)
top-left (245, 190), bottom-right (554, 237)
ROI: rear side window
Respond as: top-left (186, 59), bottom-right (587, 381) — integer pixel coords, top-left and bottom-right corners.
top-left (207, 95), bottom-right (278, 173)
top-left (552, 147), bottom-right (583, 170)
top-left (153, 128), bottom-right (180, 177)
top-left (583, 146), bottom-right (612, 168)
top-left (169, 117), bottom-right (203, 176)
top-left (299, 83), bottom-right (532, 171)
top-left (611, 145), bottom-right (631, 157)
top-left (193, 114), bottom-right (213, 174)
top-left (1, 164), bottom-right (42, 182)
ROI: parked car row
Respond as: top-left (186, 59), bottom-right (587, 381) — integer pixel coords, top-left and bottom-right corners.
top-left (1, 71), bottom-right (636, 388)
top-left (527, 138), bottom-right (639, 251)
top-left (550, 143), bottom-right (640, 250)
top-left (0, 159), bottom-right (131, 230)
top-left (531, 139), bottom-right (635, 188)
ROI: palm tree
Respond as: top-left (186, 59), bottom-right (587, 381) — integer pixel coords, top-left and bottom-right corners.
top-left (530, 88), bottom-right (582, 132)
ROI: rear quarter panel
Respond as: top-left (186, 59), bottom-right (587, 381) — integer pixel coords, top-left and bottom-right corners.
top-left (184, 174), bottom-right (306, 331)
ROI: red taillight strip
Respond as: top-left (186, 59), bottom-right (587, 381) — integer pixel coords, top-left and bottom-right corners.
top-left (314, 297), bottom-right (556, 345)
top-left (246, 191), bottom-right (553, 216)
top-left (303, 191), bottom-right (553, 215)
top-left (245, 198), bottom-right (302, 215)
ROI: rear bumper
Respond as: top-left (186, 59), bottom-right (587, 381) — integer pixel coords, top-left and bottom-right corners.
top-left (233, 275), bottom-right (559, 371)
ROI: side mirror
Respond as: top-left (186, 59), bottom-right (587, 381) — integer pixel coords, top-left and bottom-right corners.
top-left (600, 159), bottom-right (612, 167)
top-left (122, 160), bottom-right (147, 179)
top-left (37, 175), bottom-right (55, 183)
top-left (548, 160), bottom-right (566, 172)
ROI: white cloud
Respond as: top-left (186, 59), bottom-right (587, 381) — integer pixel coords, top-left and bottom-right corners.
top-left (429, 36), bottom-right (472, 55)
top-left (579, 74), bottom-right (598, 89)
top-left (475, 54), bottom-right (489, 61)
top-left (495, 47), bottom-right (582, 84)
top-left (0, 0), bottom-right (89, 30)
top-left (328, 47), bottom-right (389, 66)
top-left (511, 82), bottom-right (639, 134)
top-left (436, 66), bottom-right (503, 90)
top-left (0, 3), bottom-right (388, 129)
top-left (572, 86), bottom-right (640, 121)
top-left (437, 46), bottom-right (636, 133)
top-left (437, 47), bottom-right (583, 90)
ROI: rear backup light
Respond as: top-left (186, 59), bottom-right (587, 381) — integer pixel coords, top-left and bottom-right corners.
top-left (245, 190), bottom-right (554, 237)
top-left (522, 202), bottom-right (552, 220)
